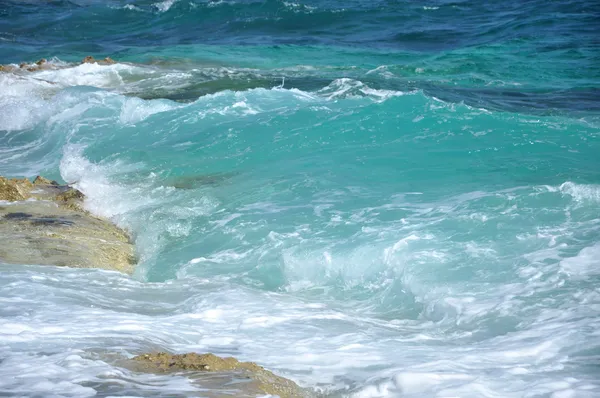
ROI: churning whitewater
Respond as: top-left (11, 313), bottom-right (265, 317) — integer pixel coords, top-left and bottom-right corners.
top-left (1, 0), bottom-right (599, 397)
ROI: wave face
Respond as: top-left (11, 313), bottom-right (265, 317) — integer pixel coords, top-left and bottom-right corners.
top-left (1, 1), bottom-right (600, 397)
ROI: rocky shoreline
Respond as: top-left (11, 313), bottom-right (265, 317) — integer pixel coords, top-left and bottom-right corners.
top-left (0, 56), bottom-right (116, 73)
top-left (127, 352), bottom-right (307, 397)
top-left (0, 175), bottom-right (306, 397)
top-left (0, 175), bottom-right (136, 274)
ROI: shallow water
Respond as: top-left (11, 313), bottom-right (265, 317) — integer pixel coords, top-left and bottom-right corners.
top-left (1, 0), bottom-right (600, 397)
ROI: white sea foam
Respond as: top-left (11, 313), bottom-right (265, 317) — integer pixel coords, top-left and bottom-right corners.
top-left (34, 62), bottom-right (132, 88)
top-left (119, 97), bottom-right (181, 125)
top-left (558, 181), bottom-right (600, 202)
top-left (153, 0), bottom-right (177, 13)
top-left (2, 173), bottom-right (599, 397)
top-left (318, 78), bottom-right (408, 102)
top-left (0, 74), bottom-right (56, 131)
top-left (560, 243), bottom-right (600, 278)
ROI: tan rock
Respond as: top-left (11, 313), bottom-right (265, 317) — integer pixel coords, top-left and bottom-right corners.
top-left (0, 64), bottom-right (17, 73)
top-left (33, 175), bottom-right (57, 185)
top-left (131, 352), bottom-right (307, 398)
top-left (0, 175), bottom-right (136, 274)
top-left (55, 187), bottom-right (86, 211)
top-left (82, 56), bottom-right (117, 65)
top-left (0, 177), bottom-right (27, 201)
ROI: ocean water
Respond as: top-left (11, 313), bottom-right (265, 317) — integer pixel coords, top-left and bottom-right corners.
top-left (1, 0), bottom-right (600, 396)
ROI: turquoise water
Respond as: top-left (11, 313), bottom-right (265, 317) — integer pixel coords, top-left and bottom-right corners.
top-left (1, 1), bottom-right (600, 396)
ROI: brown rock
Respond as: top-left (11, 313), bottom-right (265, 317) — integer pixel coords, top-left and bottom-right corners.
top-left (0, 177), bottom-right (34, 201)
top-left (55, 187), bottom-right (86, 211)
top-left (0, 64), bottom-right (17, 73)
top-left (82, 56), bottom-right (117, 65)
top-left (33, 175), bottom-right (57, 185)
top-left (0, 175), bottom-right (137, 274)
top-left (131, 352), bottom-right (307, 398)
top-left (0, 177), bottom-right (27, 201)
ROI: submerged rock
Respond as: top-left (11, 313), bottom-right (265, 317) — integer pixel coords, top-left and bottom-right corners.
top-left (0, 176), bottom-right (136, 274)
top-left (130, 352), bottom-right (307, 398)
top-left (166, 172), bottom-right (238, 189)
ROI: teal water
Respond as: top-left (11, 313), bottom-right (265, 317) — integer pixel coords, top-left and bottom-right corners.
top-left (1, 1), bottom-right (600, 397)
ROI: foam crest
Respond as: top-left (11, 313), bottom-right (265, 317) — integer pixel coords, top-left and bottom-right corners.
top-left (58, 145), bottom-right (220, 272)
top-left (34, 62), bottom-right (140, 89)
top-left (558, 181), bottom-right (600, 203)
top-left (0, 74), bottom-right (56, 131)
top-left (318, 78), bottom-right (408, 102)
top-left (153, 0), bottom-right (178, 13)
top-left (560, 243), bottom-right (600, 278)
top-left (119, 97), bottom-right (181, 125)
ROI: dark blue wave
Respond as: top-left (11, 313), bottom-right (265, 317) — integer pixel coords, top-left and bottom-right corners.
top-left (1, 0), bottom-right (598, 58)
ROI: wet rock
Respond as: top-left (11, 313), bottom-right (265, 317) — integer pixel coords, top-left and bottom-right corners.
top-left (0, 175), bottom-right (136, 274)
top-left (0, 177), bottom-right (27, 201)
top-left (82, 56), bottom-right (116, 65)
top-left (1, 59), bottom-right (54, 73)
top-left (0, 64), bottom-right (17, 73)
top-left (1, 56), bottom-right (118, 74)
top-left (166, 172), bottom-right (238, 189)
top-left (0, 177), bottom-right (35, 201)
top-left (33, 175), bottom-right (57, 185)
top-left (130, 352), bottom-right (307, 398)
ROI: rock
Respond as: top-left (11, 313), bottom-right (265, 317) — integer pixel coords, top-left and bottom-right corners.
top-left (0, 177), bottom-right (34, 201)
top-left (33, 175), bottom-right (57, 185)
top-left (1, 57), bottom-right (118, 74)
top-left (0, 177), bottom-right (27, 201)
top-left (130, 352), bottom-right (307, 397)
top-left (166, 172), bottom-right (238, 189)
top-left (0, 175), bottom-right (136, 274)
top-left (0, 64), bottom-right (17, 73)
top-left (82, 56), bottom-right (116, 65)
top-left (55, 187), bottom-right (86, 211)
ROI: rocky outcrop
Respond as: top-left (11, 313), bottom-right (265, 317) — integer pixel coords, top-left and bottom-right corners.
top-left (0, 56), bottom-right (117, 73)
top-left (0, 176), bottom-right (136, 274)
top-left (81, 56), bottom-right (116, 65)
top-left (129, 352), bottom-right (307, 397)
